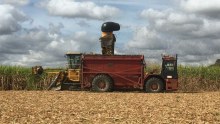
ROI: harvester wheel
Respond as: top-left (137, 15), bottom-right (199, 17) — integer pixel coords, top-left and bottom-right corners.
top-left (92, 75), bottom-right (113, 92)
top-left (145, 78), bottom-right (164, 93)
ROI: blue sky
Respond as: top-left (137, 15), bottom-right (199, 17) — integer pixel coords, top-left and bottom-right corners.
top-left (0, 0), bottom-right (220, 67)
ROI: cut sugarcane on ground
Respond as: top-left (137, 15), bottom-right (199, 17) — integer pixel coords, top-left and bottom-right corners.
top-left (0, 91), bottom-right (219, 123)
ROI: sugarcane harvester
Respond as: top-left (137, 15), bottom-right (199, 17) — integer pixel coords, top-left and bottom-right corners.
top-left (33, 22), bottom-right (178, 92)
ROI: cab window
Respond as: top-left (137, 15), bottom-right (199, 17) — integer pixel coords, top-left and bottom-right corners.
top-left (165, 62), bottom-right (174, 71)
top-left (67, 55), bottom-right (81, 69)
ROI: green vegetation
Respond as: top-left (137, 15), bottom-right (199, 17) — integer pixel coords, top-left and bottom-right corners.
top-left (0, 65), bottom-right (31, 76)
top-left (178, 66), bottom-right (220, 92)
top-left (178, 66), bottom-right (220, 80)
top-left (145, 63), bottom-right (161, 74)
top-left (0, 65), bottom-right (47, 90)
top-left (0, 65), bottom-right (219, 91)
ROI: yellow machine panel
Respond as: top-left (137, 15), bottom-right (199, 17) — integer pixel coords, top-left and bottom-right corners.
top-left (68, 69), bottom-right (80, 82)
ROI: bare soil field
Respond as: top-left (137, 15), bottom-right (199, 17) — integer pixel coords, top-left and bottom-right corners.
top-left (0, 91), bottom-right (219, 124)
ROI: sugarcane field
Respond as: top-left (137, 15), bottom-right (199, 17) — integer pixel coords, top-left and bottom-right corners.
top-left (0, 65), bottom-right (220, 123)
top-left (1, 0), bottom-right (220, 124)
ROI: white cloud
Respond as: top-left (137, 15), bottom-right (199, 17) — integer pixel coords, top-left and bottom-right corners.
top-left (181, 0), bottom-right (220, 12)
top-left (192, 19), bottom-right (220, 38)
top-left (181, 0), bottom-right (220, 18)
top-left (1, 0), bottom-right (29, 6)
top-left (0, 0), bottom-right (219, 66)
top-left (0, 4), bottom-right (28, 35)
top-left (134, 7), bottom-right (220, 65)
top-left (0, 23), bottom-right (100, 67)
top-left (127, 27), bottom-right (167, 50)
top-left (141, 9), bottom-right (203, 35)
top-left (48, 23), bottom-right (64, 35)
top-left (140, 8), bottom-right (167, 20)
top-left (48, 41), bottom-right (59, 48)
top-left (44, 0), bottom-right (120, 20)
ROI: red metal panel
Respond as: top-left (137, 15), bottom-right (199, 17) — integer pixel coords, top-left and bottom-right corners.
top-left (81, 54), bottom-right (145, 89)
top-left (165, 79), bottom-right (178, 90)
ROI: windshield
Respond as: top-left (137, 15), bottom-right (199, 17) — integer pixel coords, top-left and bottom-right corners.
top-left (164, 62), bottom-right (175, 72)
top-left (67, 54), bottom-right (81, 69)
top-left (161, 60), bottom-right (178, 79)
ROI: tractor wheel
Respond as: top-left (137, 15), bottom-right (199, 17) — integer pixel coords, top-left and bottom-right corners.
top-left (145, 78), bottom-right (164, 93)
top-left (92, 75), bottom-right (113, 92)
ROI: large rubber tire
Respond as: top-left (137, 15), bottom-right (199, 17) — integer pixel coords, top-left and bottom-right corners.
top-left (145, 78), bottom-right (164, 93)
top-left (92, 75), bottom-right (113, 92)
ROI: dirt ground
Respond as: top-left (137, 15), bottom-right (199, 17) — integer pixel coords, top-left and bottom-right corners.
top-left (0, 91), bottom-right (219, 124)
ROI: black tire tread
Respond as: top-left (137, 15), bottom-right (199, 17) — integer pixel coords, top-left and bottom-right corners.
top-left (145, 77), bottom-right (164, 93)
top-left (92, 75), bottom-right (113, 92)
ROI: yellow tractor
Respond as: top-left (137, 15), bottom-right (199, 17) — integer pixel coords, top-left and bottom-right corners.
top-left (47, 52), bottom-right (82, 90)
top-left (65, 52), bottom-right (81, 81)
top-left (32, 52), bottom-right (82, 90)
